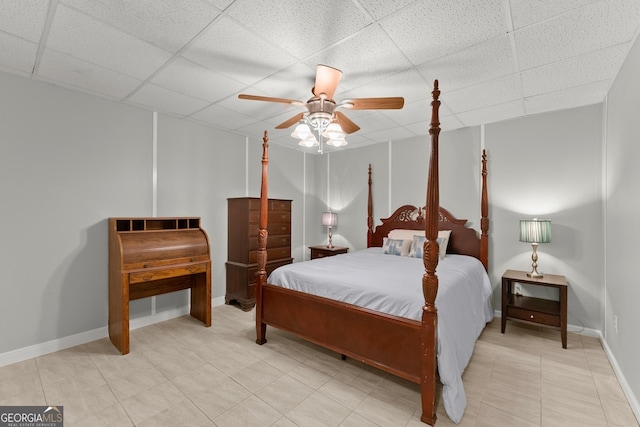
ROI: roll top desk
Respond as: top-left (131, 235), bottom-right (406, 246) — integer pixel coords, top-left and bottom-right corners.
top-left (108, 217), bottom-right (212, 354)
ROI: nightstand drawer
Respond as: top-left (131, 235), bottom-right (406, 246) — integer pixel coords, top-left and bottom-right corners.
top-left (507, 306), bottom-right (560, 327)
top-left (309, 245), bottom-right (349, 260)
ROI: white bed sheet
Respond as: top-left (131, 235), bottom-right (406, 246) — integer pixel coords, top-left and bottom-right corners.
top-left (267, 247), bottom-right (494, 424)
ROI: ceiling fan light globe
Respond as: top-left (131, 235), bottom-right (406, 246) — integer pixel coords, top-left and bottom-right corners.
top-left (321, 122), bottom-right (344, 138)
top-left (291, 122), bottom-right (311, 139)
top-left (298, 134), bottom-right (318, 147)
top-left (327, 137), bottom-right (347, 147)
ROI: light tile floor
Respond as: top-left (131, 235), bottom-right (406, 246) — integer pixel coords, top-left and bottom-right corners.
top-left (0, 305), bottom-right (637, 426)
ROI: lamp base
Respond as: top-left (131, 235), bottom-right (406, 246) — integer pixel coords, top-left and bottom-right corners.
top-left (326, 228), bottom-right (333, 249)
top-left (528, 243), bottom-right (543, 278)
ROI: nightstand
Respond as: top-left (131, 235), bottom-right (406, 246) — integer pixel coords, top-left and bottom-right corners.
top-left (501, 269), bottom-right (568, 348)
top-left (309, 245), bottom-right (348, 260)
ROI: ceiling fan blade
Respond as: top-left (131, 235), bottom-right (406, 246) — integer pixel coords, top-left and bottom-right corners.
top-left (334, 111), bottom-right (360, 134)
top-left (238, 94), bottom-right (302, 105)
top-left (342, 97), bottom-right (405, 110)
top-left (312, 64), bottom-right (342, 100)
top-left (275, 113), bottom-right (305, 129)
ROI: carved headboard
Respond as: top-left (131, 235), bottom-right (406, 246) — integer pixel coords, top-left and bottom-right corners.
top-left (367, 204), bottom-right (482, 262)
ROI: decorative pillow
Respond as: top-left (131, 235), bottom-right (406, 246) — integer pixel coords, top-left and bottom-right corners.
top-left (382, 238), bottom-right (405, 255)
top-left (408, 230), bottom-right (452, 259)
top-left (387, 229), bottom-right (419, 256)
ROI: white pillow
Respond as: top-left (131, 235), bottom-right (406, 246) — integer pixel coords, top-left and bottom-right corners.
top-left (438, 230), bottom-right (452, 259)
top-left (388, 229), bottom-right (421, 241)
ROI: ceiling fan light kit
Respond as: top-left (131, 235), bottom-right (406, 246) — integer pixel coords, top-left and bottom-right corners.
top-left (238, 64), bottom-right (404, 152)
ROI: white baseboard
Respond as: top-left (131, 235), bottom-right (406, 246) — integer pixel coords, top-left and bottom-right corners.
top-left (600, 335), bottom-right (640, 424)
top-left (0, 297), bottom-right (227, 368)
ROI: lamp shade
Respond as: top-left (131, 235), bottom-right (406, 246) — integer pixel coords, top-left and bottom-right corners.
top-left (519, 219), bottom-right (551, 243)
top-left (321, 211), bottom-right (337, 227)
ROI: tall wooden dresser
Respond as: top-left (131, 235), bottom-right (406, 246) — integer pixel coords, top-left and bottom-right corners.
top-left (226, 197), bottom-right (293, 311)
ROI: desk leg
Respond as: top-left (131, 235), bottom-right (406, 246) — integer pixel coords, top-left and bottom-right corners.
top-left (190, 268), bottom-right (212, 327)
top-left (560, 286), bottom-right (568, 349)
top-left (109, 273), bottom-right (130, 355)
top-left (501, 278), bottom-right (509, 333)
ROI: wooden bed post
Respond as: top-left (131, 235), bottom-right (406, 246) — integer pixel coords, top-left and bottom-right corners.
top-left (256, 131), bottom-right (269, 345)
top-left (421, 80), bottom-right (440, 426)
top-left (367, 163), bottom-right (374, 247)
top-left (480, 149), bottom-right (489, 271)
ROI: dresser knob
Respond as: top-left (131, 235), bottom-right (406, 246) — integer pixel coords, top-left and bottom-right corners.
top-left (530, 314), bottom-right (534, 319)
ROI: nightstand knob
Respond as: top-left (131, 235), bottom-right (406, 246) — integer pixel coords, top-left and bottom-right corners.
top-left (530, 314), bottom-right (534, 319)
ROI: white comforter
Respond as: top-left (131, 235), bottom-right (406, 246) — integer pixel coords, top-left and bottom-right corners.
top-left (268, 247), bottom-right (494, 424)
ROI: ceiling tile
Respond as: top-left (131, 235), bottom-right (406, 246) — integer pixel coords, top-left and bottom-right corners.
top-left (382, 0), bottom-right (510, 65)
top-left (38, 49), bottom-right (142, 99)
top-left (394, 98), bottom-right (432, 126)
top-left (0, 0), bottom-right (49, 42)
top-left (304, 24), bottom-right (413, 92)
top-left (524, 80), bottom-right (610, 115)
top-left (340, 68), bottom-right (428, 105)
top-left (0, 33), bottom-right (38, 74)
top-left (417, 35), bottom-right (517, 92)
top-left (227, 0), bottom-right (372, 59)
top-left (127, 83), bottom-right (210, 117)
top-left (456, 100), bottom-right (525, 127)
top-left (182, 16), bottom-right (298, 86)
top-left (61, 0), bottom-right (222, 53)
top-left (515, 0), bottom-right (640, 70)
top-left (238, 121), bottom-right (290, 143)
top-left (47, 4), bottom-right (173, 80)
top-left (522, 44), bottom-right (629, 97)
top-left (191, 103), bottom-right (257, 130)
top-left (358, 0), bottom-right (417, 20)
top-left (363, 126), bottom-right (415, 143)
top-left (445, 74), bottom-right (523, 114)
top-left (347, 111), bottom-right (401, 134)
top-left (509, 0), bottom-right (597, 29)
top-left (150, 57), bottom-right (245, 103)
top-left (249, 62), bottom-right (318, 102)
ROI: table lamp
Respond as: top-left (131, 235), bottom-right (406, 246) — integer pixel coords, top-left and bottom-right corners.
top-left (519, 218), bottom-right (551, 278)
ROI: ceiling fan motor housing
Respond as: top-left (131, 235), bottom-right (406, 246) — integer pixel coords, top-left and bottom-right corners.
top-left (306, 98), bottom-right (337, 131)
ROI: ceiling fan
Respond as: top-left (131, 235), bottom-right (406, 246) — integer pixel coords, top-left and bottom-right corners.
top-left (238, 64), bottom-right (404, 148)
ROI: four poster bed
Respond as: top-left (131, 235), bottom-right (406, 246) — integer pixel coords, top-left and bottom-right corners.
top-left (253, 81), bottom-right (491, 425)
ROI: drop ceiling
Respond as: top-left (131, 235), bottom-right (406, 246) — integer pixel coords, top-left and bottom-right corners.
top-left (1, 0), bottom-right (639, 152)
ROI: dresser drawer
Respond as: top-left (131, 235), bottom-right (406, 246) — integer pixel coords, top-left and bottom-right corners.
top-left (248, 210), bottom-right (291, 224)
top-left (248, 235), bottom-right (291, 251)
top-left (248, 247), bottom-right (291, 264)
top-left (506, 306), bottom-right (560, 327)
top-left (248, 222), bottom-right (290, 237)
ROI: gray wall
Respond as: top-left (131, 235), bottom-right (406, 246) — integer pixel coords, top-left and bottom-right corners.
top-left (486, 104), bottom-right (605, 331)
top-left (0, 73), bottom-right (151, 353)
top-left (605, 28), bottom-right (640, 413)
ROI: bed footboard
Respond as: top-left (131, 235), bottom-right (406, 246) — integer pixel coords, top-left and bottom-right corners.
top-left (260, 283), bottom-right (423, 383)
